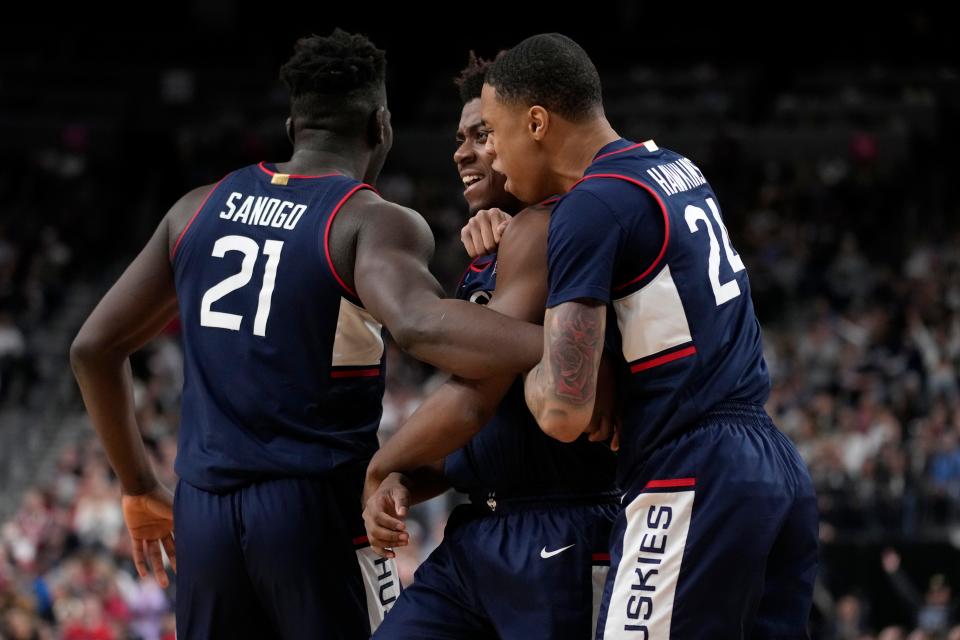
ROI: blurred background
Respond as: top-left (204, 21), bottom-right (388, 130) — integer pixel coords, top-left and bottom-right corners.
top-left (1, 4), bottom-right (959, 639)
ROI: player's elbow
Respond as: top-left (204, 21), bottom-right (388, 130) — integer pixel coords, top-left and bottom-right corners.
top-left (537, 409), bottom-right (590, 443)
top-left (69, 328), bottom-right (116, 374)
top-left (389, 316), bottom-right (430, 354)
top-left (389, 306), bottom-right (442, 355)
top-left (69, 333), bottom-right (97, 375)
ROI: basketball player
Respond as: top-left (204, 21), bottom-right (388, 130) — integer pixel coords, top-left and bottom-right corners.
top-left (479, 34), bottom-right (819, 639)
top-left (363, 53), bottom-right (618, 640)
top-left (69, 30), bottom-right (542, 640)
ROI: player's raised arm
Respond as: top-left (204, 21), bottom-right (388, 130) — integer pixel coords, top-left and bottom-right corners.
top-left (349, 194), bottom-right (543, 379)
top-left (69, 184), bottom-right (211, 587)
top-left (364, 207), bottom-right (550, 496)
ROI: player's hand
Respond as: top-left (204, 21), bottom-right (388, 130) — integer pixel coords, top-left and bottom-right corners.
top-left (121, 483), bottom-right (176, 588)
top-left (585, 354), bottom-right (619, 449)
top-left (362, 473), bottom-right (410, 559)
top-left (461, 208), bottom-right (512, 258)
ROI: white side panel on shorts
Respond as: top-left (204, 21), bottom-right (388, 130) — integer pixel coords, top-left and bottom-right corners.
top-left (355, 547), bottom-right (400, 633)
top-left (593, 564), bottom-right (611, 637)
top-left (602, 489), bottom-right (695, 639)
top-left (613, 266), bottom-right (692, 363)
top-left (332, 298), bottom-right (384, 367)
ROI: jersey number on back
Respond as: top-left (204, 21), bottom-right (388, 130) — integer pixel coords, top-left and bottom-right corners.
top-left (200, 235), bottom-right (283, 337)
top-left (684, 198), bottom-right (745, 306)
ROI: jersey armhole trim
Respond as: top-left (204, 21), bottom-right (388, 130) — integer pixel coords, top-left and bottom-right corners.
top-left (323, 183), bottom-right (378, 299)
top-left (169, 174), bottom-right (230, 261)
top-left (568, 173), bottom-right (671, 293)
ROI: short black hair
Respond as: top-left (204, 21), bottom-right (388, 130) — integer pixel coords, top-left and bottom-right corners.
top-left (453, 51), bottom-right (496, 104)
top-left (279, 28), bottom-right (386, 137)
top-left (485, 33), bottom-right (602, 122)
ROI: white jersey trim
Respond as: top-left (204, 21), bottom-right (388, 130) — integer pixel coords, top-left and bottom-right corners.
top-left (613, 265), bottom-right (693, 364)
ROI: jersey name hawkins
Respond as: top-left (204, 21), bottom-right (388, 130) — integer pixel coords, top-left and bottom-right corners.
top-left (645, 158), bottom-right (707, 196)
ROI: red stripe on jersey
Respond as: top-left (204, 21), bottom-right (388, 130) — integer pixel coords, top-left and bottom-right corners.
top-left (469, 258), bottom-right (494, 272)
top-left (170, 175), bottom-right (228, 260)
top-left (644, 477), bottom-right (696, 490)
top-left (323, 184), bottom-right (377, 298)
top-left (455, 263), bottom-right (473, 291)
top-left (592, 553), bottom-right (611, 562)
top-left (630, 346), bottom-right (697, 373)
top-left (594, 142), bottom-right (649, 162)
top-left (330, 368), bottom-right (380, 379)
top-left (352, 535), bottom-right (369, 546)
top-left (257, 161), bottom-right (342, 180)
top-left (567, 173), bottom-right (672, 293)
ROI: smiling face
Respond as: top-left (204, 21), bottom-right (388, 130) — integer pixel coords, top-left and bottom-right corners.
top-left (480, 82), bottom-right (552, 205)
top-left (453, 98), bottom-right (520, 214)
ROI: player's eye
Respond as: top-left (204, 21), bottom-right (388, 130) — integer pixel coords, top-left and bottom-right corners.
top-left (476, 131), bottom-right (489, 144)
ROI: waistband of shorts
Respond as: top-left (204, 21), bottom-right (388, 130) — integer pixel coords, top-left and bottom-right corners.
top-left (633, 400), bottom-right (768, 470)
top-left (699, 400), bottom-right (772, 429)
top-left (467, 489), bottom-right (621, 514)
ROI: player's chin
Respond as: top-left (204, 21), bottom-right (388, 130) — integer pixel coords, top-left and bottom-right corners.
top-left (464, 184), bottom-right (494, 214)
top-left (503, 178), bottom-right (532, 204)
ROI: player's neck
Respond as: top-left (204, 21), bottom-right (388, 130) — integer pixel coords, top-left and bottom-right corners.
top-left (278, 147), bottom-right (367, 181)
top-left (551, 118), bottom-right (620, 193)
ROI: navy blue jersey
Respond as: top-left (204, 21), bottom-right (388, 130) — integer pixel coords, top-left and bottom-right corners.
top-left (443, 229), bottom-right (617, 498)
top-left (547, 139), bottom-right (771, 489)
top-left (171, 162), bottom-right (386, 492)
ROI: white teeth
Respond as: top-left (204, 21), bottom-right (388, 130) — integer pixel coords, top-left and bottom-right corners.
top-left (462, 175), bottom-right (483, 186)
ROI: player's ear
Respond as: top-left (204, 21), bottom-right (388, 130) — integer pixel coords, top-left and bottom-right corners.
top-left (368, 106), bottom-right (388, 147)
top-left (528, 106), bottom-right (549, 142)
top-left (285, 117), bottom-right (294, 145)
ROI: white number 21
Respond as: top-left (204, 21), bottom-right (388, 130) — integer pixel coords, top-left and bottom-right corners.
top-left (200, 235), bottom-right (283, 337)
top-left (684, 198), bottom-right (745, 306)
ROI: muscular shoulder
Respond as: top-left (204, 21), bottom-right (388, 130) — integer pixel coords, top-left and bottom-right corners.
top-left (167, 181), bottom-right (224, 256)
top-left (493, 203), bottom-right (550, 297)
top-left (344, 189), bottom-right (434, 251)
top-left (567, 177), bottom-right (659, 221)
top-left (346, 189), bottom-right (427, 230)
top-left (499, 203), bottom-right (550, 257)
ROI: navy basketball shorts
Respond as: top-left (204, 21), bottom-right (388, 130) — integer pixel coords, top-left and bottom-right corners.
top-left (596, 401), bottom-right (819, 640)
top-left (375, 496), bottom-right (619, 640)
top-left (174, 467), bottom-right (400, 639)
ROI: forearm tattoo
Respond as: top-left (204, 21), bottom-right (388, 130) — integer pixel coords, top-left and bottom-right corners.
top-left (548, 305), bottom-right (601, 404)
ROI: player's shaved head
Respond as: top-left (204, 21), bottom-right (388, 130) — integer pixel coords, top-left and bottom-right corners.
top-left (453, 50), bottom-right (496, 105)
top-left (485, 33), bottom-right (602, 122)
top-left (279, 28), bottom-right (387, 139)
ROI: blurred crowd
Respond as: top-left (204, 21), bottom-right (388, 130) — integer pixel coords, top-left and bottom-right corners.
top-left (2, 56), bottom-right (960, 637)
